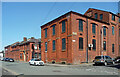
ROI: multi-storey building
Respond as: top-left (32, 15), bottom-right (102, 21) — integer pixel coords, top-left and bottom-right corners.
top-left (41, 8), bottom-right (120, 64)
top-left (5, 37), bottom-right (41, 62)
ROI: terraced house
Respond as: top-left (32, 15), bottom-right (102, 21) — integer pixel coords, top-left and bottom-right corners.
top-left (41, 8), bottom-right (120, 64)
top-left (5, 37), bottom-right (41, 62)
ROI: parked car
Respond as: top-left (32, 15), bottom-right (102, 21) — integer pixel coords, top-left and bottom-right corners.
top-left (5, 58), bottom-right (10, 61)
top-left (0, 57), bottom-right (4, 61)
top-left (114, 56), bottom-right (120, 63)
top-left (2, 58), bottom-right (6, 61)
top-left (93, 55), bottom-right (115, 66)
top-left (8, 58), bottom-right (14, 62)
top-left (29, 58), bottom-right (44, 66)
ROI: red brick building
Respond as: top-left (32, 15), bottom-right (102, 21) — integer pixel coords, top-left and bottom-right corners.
top-left (41, 8), bottom-right (120, 64)
top-left (5, 37), bottom-right (41, 62)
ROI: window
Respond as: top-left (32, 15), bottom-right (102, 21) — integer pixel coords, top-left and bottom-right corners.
top-left (103, 41), bottom-right (106, 50)
top-left (103, 27), bottom-right (106, 36)
top-left (20, 53), bottom-right (22, 59)
top-left (35, 53), bottom-right (38, 58)
top-left (35, 44), bottom-right (37, 50)
top-left (79, 19), bottom-right (83, 31)
top-left (45, 28), bottom-right (47, 38)
top-left (112, 26), bottom-right (114, 35)
top-left (79, 37), bottom-right (83, 49)
top-left (62, 38), bottom-right (66, 50)
top-left (45, 42), bottom-right (47, 51)
top-left (95, 13), bottom-right (98, 19)
top-left (105, 56), bottom-right (112, 59)
top-left (32, 52), bottom-right (34, 58)
top-left (52, 25), bottom-right (55, 36)
top-left (100, 14), bottom-right (103, 20)
top-left (92, 24), bottom-right (96, 34)
top-left (112, 44), bottom-right (114, 54)
top-left (39, 43), bottom-right (41, 50)
top-left (52, 40), bottom-right (55, 50)
top-left (92, 39), bottom-right (96, 50)
top-left (62, 20), bottom-right (66, 33)
top-left (112, 14), bottom-right (115, 21)
top-left (39, 53), bottom-right (41, 59)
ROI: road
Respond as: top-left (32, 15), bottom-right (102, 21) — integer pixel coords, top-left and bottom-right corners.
top-left (1, 61), bottom-right (120, 76)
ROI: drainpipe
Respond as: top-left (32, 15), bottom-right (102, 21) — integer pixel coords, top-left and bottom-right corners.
top-left (86, 18), bottom-right (88, 63)
top-left (101, 26), bottom-right (103, 56)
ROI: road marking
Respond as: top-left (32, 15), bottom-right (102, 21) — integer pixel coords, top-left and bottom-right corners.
top-left (2, 66), bottom-right (18, 75)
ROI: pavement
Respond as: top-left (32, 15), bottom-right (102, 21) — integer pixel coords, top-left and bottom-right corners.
top-left (1, 61), bottom-right (120, 75)
top-left (15, 60), bottom-right (94, 66)
top-left (45, 63), bottom-right (94, 67)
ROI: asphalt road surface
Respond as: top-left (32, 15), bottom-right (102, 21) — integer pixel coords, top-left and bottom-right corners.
top-left (1, 61), bottom-right (120, 76)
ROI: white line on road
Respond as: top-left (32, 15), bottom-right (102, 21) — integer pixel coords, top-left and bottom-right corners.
top-left (2, 66), bottom-right (19, 75)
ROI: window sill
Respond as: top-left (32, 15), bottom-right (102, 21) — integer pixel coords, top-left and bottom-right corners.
top-left (52, 35), bottom-right (55, 37)
top-left (93, 49), bottom-right (96, 51)
top-left (62, 32), bottom-right (65, 34)
top-left (79, 30), bottom-right (83, 32)
top-left (79, 49), bottom-right (83, 51)
top-left (103, 50), bottom-right (106, 51)
top-left (52, 50), bottom-right (56, 52)
top-left (92, 33), bottom-right (96, 35)
top-left (62, 50), bottom-right (66, 52)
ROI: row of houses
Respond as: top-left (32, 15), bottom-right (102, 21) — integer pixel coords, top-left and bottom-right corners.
top-left (5, 8), bottom-right (120, 64)
top-left (5, 37), bottom-right (41, 62)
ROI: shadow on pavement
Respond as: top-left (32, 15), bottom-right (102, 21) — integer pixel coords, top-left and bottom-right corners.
top-left (93, 63), bottom-right (120, 69)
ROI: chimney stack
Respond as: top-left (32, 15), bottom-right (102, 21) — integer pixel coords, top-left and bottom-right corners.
top-left (23, 37), bottom-right (27, 41)
top-left (31, 37), bottom-right (35, 39)
top-left (117, 13), bottom-right (120, 16)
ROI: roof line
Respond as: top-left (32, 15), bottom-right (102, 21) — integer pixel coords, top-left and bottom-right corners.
top-left (89, 8), bottom-right (120, 17)
top-left (41, 10), bottom-right (110, 28)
